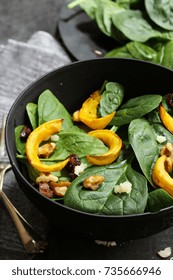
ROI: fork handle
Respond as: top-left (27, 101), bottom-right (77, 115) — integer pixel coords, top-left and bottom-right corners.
top-left (1, 191), bottom-right (44, 254)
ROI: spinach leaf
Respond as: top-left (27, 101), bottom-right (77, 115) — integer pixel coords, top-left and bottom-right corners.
top-left (98, 82), bottom-right (124, 117)
top-left (111, 9), bottom-right (160, 42)
top-left (106, 41), bottom-right (157, 62)
top-left (145, 0), bottom-right (173, 31)
top-left (69, 0), bottom-right (124, 37)
top-left (146, 189), bottom-right (173, 212)
top-left (116, 0), bottom-right (136, 9)
top-left (116, 0), bottom-right (143, 9)
top-left (68, 0), bottom-right (98, 19)
top-left (15, 125), bottom-right (26, 155)
top-left (106, 45), bottom-right (133, 59)
top-left (153, 40), bottom-right (173, 68)
top-left (101, 0), bottom-right (124, 36)
top-left (48, 130), bottom-right (109, 161)
top-left (126, 41), bottom-right (157, 61)
top-left (95, 2), bottom-right (111, 36)
top-left (130, 117), bottom-right (173, 189)
top-left (111, 94), bottom-right (162, 126)
top-left (26, 103), bottom-right (38, 129)
top-left (112, 8), bottom-right (173, 42)
top-left (161, 40), bottom-right (173, 69)
top-left (15, 104), bottom-right (38, 155)
top-left (128, 118), bottom-right (159, 186)
top-left (38, 90), bottom-right (74, 130)
top-left (147, 109), bottom-right (161, 123)
top-left (154, 42), bottom-right (166, 65)
top-left (102, 164), bottom-right (148, 215)
top-left (106, 40), bottom-right (173, 70)
top-left (18, 157), bottom-right (39, 183)
top-left (151, 122), bottom-right (173, 144)
top-left (64, 160), bottom-right (148, 215)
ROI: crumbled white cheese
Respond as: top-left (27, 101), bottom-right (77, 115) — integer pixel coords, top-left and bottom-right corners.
top-left (50, 134), bottom-right (59, 142)
top-left (74, 163), bottom-right (87, 176)
top-left (114, 181), bottom-right (132, 194)
top-left (95, 240), bottom-right (117, 247)
top-left (158, 247), bottom-right (172, 258)
top-left (156, 135), bottom-right (167, 143)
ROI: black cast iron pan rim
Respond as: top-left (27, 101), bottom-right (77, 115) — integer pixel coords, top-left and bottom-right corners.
top-left (5, 57), bottom-right (173, 220)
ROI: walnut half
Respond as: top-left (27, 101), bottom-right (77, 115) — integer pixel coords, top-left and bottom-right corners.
top-left (160, 142), bottom-right (173, 172)
top-left (83, 175), bottom-right (104, 191)
top-left (50, 181), bottom-right (71, 197)
top-left (38, 142), bottom-right (56, 158)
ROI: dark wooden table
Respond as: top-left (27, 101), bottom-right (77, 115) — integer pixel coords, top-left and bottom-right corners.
top-left (0, 0), bottom-right (173, 260)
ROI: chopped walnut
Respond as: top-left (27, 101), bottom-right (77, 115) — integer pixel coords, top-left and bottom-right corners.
top-left (39, 182), bottom-right (53, 198)
top-left (83, 175), bottom-right (105, 191)
top-left (50, 181), bottom-right (71, 188)
top-left (160, 142), bottom-right (173, 157)
top-left (36, 172), bottom-right (58, 184)
top-left (38, 142), bottom-right (56, 158)
top-left (165, 157), bottom-right (173, 173)
top-left (50, 181), bottom-right (71, 197)
top-left (54, 186), bottom-right (68, 197)
top-left (160, 142), bottom-right (173, 172)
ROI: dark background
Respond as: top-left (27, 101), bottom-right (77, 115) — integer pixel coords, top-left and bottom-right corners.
top-left (0, 0), bottom-right (173, 260)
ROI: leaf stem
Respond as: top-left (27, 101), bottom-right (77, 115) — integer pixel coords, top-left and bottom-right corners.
top-left (110, 125), bottom-right (119, 132)
top-left (100, 80), bottom-right (108, 94)
top-left (67, 0), bottom-right (85, 9)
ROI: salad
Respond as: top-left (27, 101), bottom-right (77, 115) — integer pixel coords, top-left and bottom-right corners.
top-left (15, 80), bottom-right (173, 215)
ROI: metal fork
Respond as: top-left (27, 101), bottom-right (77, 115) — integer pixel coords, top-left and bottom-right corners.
top-left (0, 115), bottom-right (48, 254)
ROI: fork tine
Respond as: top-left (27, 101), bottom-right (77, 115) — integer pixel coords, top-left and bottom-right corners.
top-left (0, 114), bottom-right (6, 158)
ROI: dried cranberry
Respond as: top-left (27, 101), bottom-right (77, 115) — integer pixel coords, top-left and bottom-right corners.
top-left (20, 125), bottom-right (31, 141)
top-left (66, 154), bottom-right (81, 179)
top-left (167, 93), bottom-right (173, 108)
